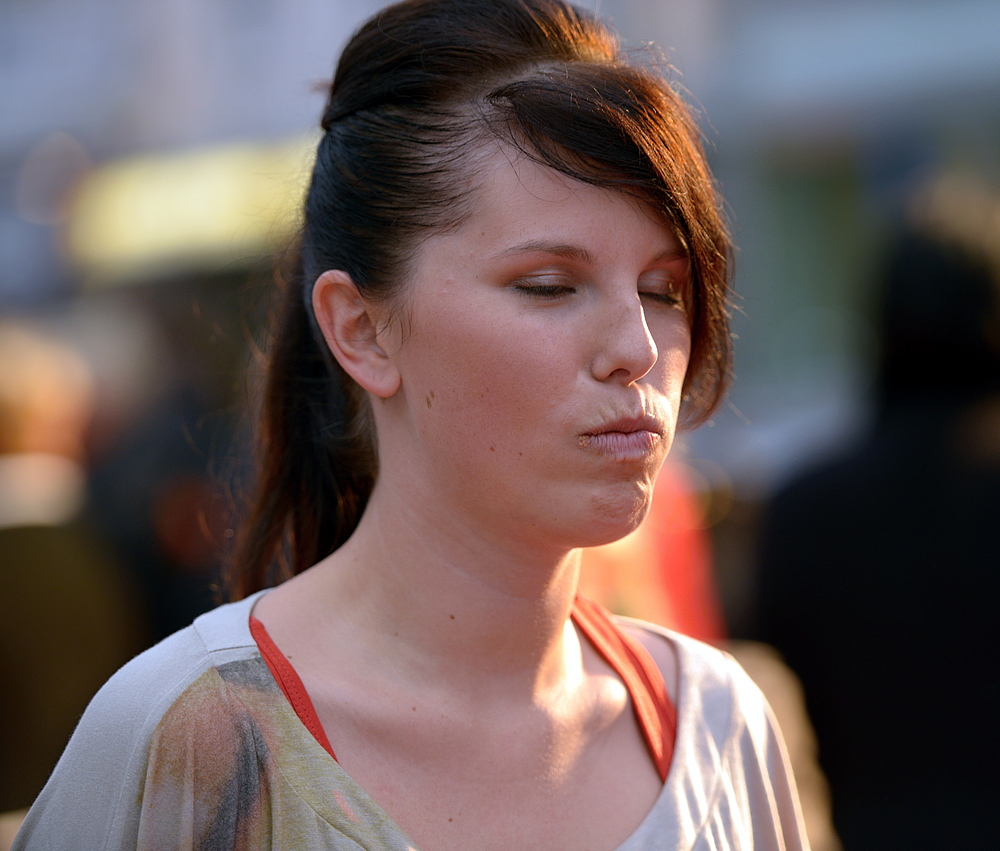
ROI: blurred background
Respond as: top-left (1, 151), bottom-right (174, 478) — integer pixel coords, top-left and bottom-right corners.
top-left (2, 0), bottom-right (999, 848)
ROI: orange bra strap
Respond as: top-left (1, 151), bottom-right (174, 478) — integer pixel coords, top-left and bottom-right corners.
top-left (571, 596), bottom-right (676, 782)
top-left (249, 615), bottom-right (337, 760)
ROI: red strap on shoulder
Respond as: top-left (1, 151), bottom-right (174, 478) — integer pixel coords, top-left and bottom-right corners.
top-left (571, 596), bottom-right (676, 782)
top-left (249, 616), bottom-right (337, 760)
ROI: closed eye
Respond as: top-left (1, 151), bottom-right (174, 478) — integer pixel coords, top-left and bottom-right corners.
top-left (638, 264), bottom-right (687, 309)
top-left (640, 290), bottom-right (684, 307)
top-left (512, 282), bottom-right (576, 299)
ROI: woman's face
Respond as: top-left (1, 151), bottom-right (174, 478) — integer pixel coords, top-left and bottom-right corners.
top-left (375, 148), bottom-right (692, 553)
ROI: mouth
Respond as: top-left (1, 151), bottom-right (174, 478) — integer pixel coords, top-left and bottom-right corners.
top-left (578, 414), bottom-right (666, 461)
top-left (586, 414), bottom-right (665, 438)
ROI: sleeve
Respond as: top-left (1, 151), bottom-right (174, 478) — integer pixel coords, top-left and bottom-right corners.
top-left (722, 655), bottom-right (812, 851)
top-left (615, 621), bottom-right (813, 851)
top-left (11, 629), bottom-right (213, 851)
top-left (133, 663), bottom-right (279, 850)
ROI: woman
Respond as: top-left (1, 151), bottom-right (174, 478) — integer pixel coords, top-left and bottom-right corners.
top-left (14, 1), bottom-right (808, 849)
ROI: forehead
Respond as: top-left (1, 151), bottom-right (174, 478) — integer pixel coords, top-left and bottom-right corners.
top-left (424, 146), bottom-right (681, 266)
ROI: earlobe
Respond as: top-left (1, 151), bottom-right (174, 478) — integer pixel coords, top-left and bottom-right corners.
top-left (311, 270), bottom-right (401, 398)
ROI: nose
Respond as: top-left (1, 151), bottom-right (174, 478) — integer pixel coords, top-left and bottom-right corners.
top-left (590, 293), bottom-right (658, 384)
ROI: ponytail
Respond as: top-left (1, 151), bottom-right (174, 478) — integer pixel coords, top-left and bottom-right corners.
top-left (226, 253), bottom-right (376, 599)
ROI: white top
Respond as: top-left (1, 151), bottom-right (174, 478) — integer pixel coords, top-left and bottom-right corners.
top-left (13, 593), bottom-right (809, 851)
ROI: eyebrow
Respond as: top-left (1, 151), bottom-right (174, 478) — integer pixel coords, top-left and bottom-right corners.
top-left (494, 239), bottom-right (687, 265)
top-left (494, 241), bottom-right (595, 264)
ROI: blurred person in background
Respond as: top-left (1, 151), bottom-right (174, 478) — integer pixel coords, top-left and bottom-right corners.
top-left (13, 1), bottom-right (810, 849)
top-left (78, 296), bottom-right (233, 644)
top-left (751, 171), bottom-right (1000, 850)
top-left (0, 319), bottom-right (145, 816)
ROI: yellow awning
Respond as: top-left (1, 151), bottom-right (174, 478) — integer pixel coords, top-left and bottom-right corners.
top-left (66, 135), bottom-right (318, 287)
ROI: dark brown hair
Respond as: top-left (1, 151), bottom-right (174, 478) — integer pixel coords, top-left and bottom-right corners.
top-left (228, 0), bottom-right (731, 599)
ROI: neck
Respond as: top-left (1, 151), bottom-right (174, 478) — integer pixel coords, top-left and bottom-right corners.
top-left (267, 479), bottom-right (584, 700)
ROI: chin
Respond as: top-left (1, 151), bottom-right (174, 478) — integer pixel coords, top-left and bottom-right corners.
top-left (571, 521), bottom-right (643, 549)
top-left (567, 490), bottom-right (653, 548)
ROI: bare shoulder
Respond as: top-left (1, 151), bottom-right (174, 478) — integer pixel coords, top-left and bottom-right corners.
top-left (619, 621), bottom-right (679, 704)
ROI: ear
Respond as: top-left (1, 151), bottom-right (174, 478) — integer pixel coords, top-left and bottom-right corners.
top-left (312, 270), bottom-right (401, 398)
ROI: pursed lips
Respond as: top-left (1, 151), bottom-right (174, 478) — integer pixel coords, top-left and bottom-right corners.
top-left (577, 413), bottom-right (665, 460)
top-left (582, 412), bottom-right (665, 438)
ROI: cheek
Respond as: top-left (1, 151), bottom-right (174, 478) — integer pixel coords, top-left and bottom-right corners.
top-left (405, 310), bottom-right (572, 445)
top-left (651, 316), bottom-right (692, 398)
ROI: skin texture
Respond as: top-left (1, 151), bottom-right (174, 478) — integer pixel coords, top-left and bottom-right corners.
top-left (255, 147), bottom-right (691, 851)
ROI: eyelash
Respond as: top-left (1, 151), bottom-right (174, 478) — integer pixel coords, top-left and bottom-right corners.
top-left (514, 283), bottom-right (574, 299)
top-left (514, 284), bottom-right (684, 309)
top-left (640, 290), bottom-right (683, 307)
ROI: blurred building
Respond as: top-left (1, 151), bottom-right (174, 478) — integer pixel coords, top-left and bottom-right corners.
top-left (1, 0), bottom-right (384, 301)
